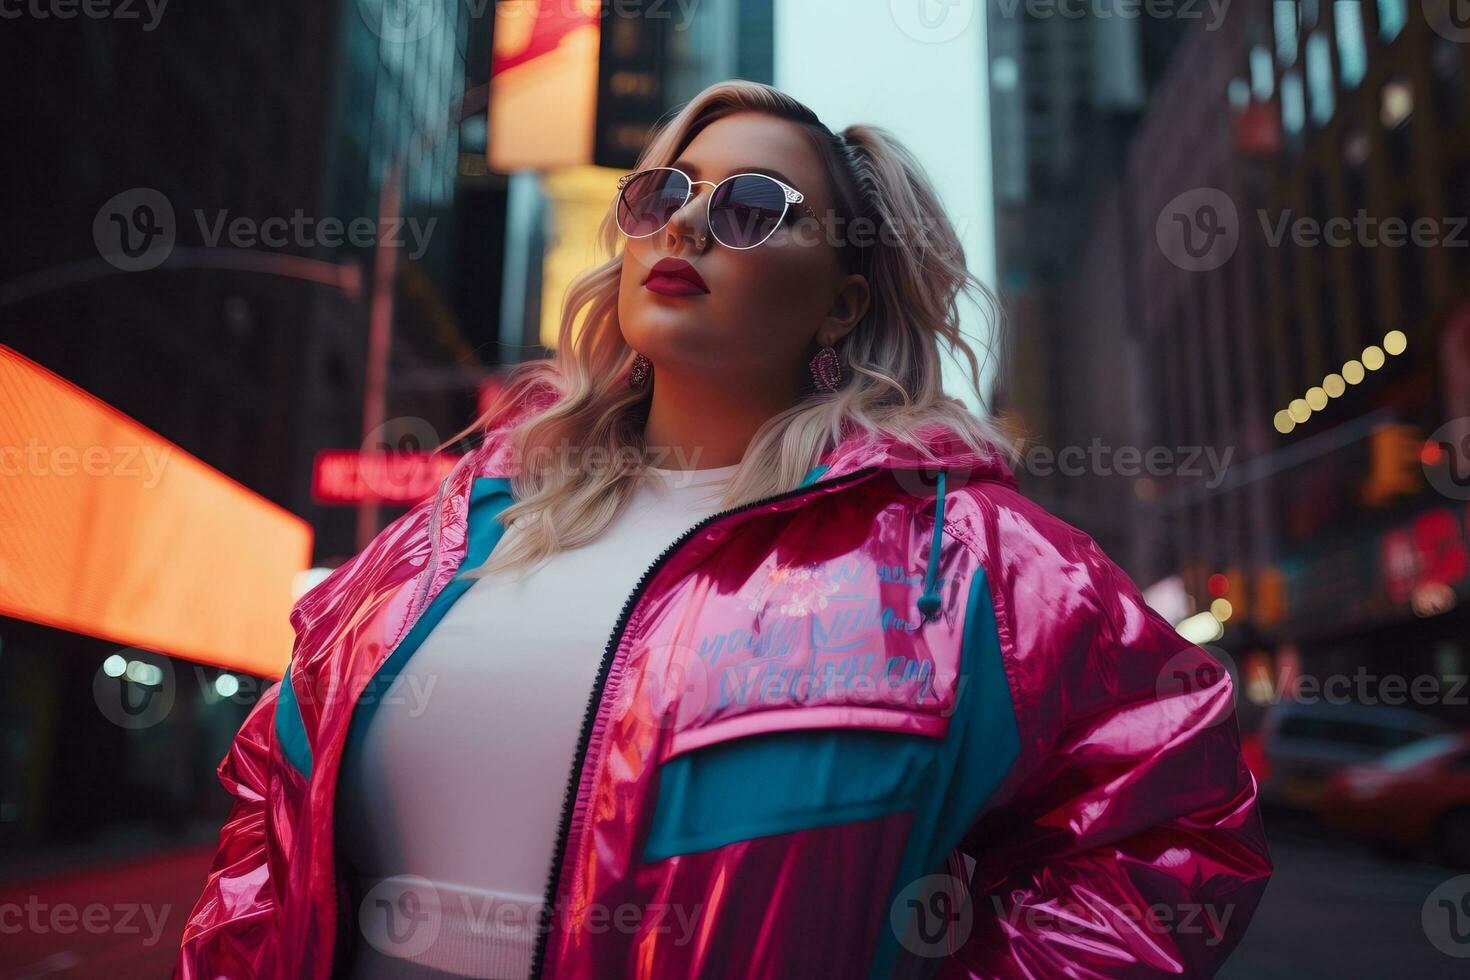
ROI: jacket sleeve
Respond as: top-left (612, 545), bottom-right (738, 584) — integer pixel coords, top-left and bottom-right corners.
top-left (175, 680), bottom-right (282, 980)
top-left (941, 538), bottom-right (1273, 979)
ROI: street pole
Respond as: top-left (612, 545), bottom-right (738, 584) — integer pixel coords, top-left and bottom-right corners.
top-left (357, 160), bottom-right (403, 551)
top-left (352, 83), bottom-right (489, 550)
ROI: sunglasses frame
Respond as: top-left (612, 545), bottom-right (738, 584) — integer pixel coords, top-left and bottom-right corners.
top-left (616, 166), bottom-right (819, 250)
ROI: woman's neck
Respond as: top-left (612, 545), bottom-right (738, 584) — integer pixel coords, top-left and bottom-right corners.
top-left (642, 371), bottom-right (797, 469)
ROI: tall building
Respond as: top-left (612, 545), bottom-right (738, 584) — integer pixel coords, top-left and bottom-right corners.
top-left (301, 0), bottom-right (505, 563)
top-left (0, 4), bottom-right (348, 858)
top-left (1205, 0), bottom-right (1470, 697)
top-left (987, 2), bottom-right (1182, 569)
top-left (1123, 12), bottom-right (1262, 595)
top-left (1011, 0), bottom-right (1470, 719)
top-left (0, 7), bottom-right (344, 512)
top-left (0, 0), bottom-right (498, 860)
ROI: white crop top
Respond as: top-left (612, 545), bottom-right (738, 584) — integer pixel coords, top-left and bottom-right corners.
top-left (337, 462), bottom-right (742, 979)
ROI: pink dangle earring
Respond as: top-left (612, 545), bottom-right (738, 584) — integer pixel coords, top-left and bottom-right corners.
top-left (629, 352), bottom-right (652, 389)
top-left (809, 344), bottom-right (844, 392)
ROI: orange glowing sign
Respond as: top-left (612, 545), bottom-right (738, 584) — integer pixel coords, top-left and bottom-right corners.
top-left (487, 0), bottom-right (601, 171)
top-left (0, 346), bottom-right (312, 678)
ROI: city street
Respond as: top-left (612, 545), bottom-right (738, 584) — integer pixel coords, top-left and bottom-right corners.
top-left (1222, 814), bottom-right (1468, 978)
top-left (1, 846), bottom-right (212, 980)
top-left (7, 0), bottom-right (1470, 974)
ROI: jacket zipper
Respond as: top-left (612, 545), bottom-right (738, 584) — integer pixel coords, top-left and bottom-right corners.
top-left (528, 465), bottom-right (881, 978)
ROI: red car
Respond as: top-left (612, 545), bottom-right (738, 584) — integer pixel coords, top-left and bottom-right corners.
top-left (1317, 732), bottom-right (1470, 866)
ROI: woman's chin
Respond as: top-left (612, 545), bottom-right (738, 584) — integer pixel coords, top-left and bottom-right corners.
top-left (624, 308), bottom-right (717, 346)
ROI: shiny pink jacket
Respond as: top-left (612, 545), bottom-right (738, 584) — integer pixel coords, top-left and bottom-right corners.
top-left (177, 392), bottom-right (1271, 979)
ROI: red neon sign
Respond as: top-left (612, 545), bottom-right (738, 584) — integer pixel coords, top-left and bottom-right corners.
top-left (1382, 506), bottom-right (1470, 604)
top-left (312, 450), bottom-right (460, 506)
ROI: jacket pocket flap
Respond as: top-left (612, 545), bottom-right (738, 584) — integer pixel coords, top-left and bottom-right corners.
top-left (643, 726), bottom-right (937, 863)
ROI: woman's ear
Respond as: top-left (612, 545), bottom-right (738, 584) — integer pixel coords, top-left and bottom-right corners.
top-left (816, 273), bottom-right (871, 347)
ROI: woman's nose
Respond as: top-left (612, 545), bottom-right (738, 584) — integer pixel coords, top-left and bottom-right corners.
top-left (663, 184), bottom-right (713, 253)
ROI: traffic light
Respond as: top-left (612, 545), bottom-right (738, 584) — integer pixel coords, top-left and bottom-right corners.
top-left (1361, 423), bottom-right (1424, 507)
top-left (1254, 566), bottom-right (1286, 628)
top-left (1206, 568), bottom-right (1242, 623)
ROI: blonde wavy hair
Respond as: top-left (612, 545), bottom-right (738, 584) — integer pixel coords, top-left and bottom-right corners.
top-left (453, 79), bottom-right (1014, 580)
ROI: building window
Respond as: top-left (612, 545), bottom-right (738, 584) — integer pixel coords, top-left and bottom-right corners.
top-left (1307, 32), bottom-right (1336, 125)
top-left (1376, 0), bottom-right (1407, 42)
top-left (1279, 243), bottom-right (1305, 388)
top-left (1282, 70), bottom-right (1307, 134)
top-left (1445, 163), bottom-right (1470, 299)
top-left (1354, 239), bottom-right (1378, 340)
top-left (1229, 76), bottom-right (1252, 109)
top-left (1343, 127), bottom-right (1370, 166)
top-left (1275, 0), bottom-right (1299, 65)
top-left (1252, 45), bottom-right (1276, 101)
top-left (1334, 1), bottom-right (1366, 88)
top-left (1381, 78), bottom-right (1414, 129)
top-left (1397, 208), bottom-right (1425, 327)
top-left (1432, 38), bottom-right (1464, 121)
top-left (1309, 174), bottom-right (1341, 369)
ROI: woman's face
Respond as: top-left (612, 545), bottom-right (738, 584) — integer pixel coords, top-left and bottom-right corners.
top-left (617, 111), bottom-right (867, 393)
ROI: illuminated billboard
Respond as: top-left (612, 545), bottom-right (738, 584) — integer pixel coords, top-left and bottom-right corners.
top-left (487, 0), bottom-right (601, 172)
top-left (0, 346), bottom-right (312, 678)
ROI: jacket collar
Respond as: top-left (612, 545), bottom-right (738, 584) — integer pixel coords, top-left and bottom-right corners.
top-left (467, 382), bottom-right (1017, 492)
top-left (460, 390), bottom-right (1015, 625)
top-left (800, 421), bottom-right (1017, 621)
top-left (804, 419), bottom-right (1018, 490)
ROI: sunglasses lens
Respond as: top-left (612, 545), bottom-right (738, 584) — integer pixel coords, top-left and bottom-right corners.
top-left (709, 174), bottom-right (789, 248)
top-left (617, 169), bottom-right (689, 237)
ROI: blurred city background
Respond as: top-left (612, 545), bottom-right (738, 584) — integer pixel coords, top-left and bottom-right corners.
top-left (3, 0), bottom-right (1470, 976)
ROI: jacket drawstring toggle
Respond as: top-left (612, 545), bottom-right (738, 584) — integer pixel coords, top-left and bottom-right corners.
top-left (917, 468), bottom-right (947, 622)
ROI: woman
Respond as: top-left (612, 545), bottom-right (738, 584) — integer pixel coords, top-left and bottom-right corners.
top-left (177, 81), bottom-right (1271, 980)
